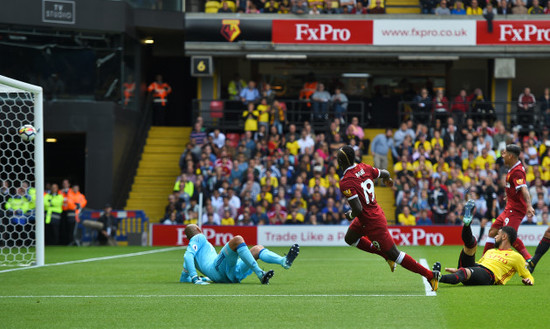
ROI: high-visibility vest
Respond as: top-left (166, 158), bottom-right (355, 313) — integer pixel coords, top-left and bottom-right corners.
top-left (61, 189), bottom-right (76, 211)
top-left (299, 81), bottom-right (318, 100)
top-left (123, 82), bottom-right (135, 105)
top-left (28, 187), bottom-right (36, 210)
top-left (173, 180), bottom-right (194, 198)
top-left (5, 196), bottom-right (30, 214)
top-left (71, 191), bottom-right (87, 223)
top-left (148, 82), bottom-right (172, 106)
top-left (228, 79), bottom-right (246, 99)
top-left (44, 193), bottom-right (63, 224)
top-left (71, 192), bottom-right (87, 209)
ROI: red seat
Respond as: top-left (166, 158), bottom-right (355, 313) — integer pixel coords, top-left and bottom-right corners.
top-left (210, 101), bottom-right (224, 119)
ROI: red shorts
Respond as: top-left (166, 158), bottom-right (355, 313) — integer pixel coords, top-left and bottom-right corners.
top-left (493, 209), bottom-right (525, 231)
top-left (349, 217), bottom-right (395, 252)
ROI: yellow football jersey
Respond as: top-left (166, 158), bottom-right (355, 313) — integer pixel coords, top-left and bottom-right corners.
top-left (478, 248), bottom-right (534, 285)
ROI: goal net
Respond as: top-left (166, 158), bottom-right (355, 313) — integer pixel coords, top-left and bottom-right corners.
top-left (0, 75), bottom-right (44, 267)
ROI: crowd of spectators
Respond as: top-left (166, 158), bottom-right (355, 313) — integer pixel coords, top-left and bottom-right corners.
top-left (206, 0), bottom-right (550, 14)
top-left (393, 85), bottom-right (550, 227)
top-left (423, 0), bottom-right (550, 15)
top-left (208, 0), bottom-right (386, 14)
top-left (163, 83), bottom-right (550, 229)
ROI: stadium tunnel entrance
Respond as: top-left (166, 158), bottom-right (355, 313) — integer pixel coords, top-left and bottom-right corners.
top-left (44, 133), bottom-right (86, 193)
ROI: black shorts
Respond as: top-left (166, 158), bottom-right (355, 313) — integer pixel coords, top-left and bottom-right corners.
top-left (462, 265), bottom-right (495, 286)
top-left (457, 250), bottom-right (495, 286)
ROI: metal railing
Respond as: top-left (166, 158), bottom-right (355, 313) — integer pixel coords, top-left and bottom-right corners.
top-left (191, 99), bottom-right (367, 131)
top-left (398, 100), bottom-right (546, 132)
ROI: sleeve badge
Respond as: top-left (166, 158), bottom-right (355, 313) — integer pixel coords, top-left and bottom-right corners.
top-left (515, 178), bottom-right (525, 185)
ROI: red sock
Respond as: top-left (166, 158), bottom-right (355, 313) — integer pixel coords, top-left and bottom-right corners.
top-left (356, 237), bottom-right (387, 259)
top-left (483, 241), bottom-right (495, 255)
top-left (399, 253), bottom-right (433, 280)
top-left (513, 238), bottom-right (532, 260)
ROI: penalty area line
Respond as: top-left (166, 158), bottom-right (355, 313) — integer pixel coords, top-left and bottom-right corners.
top-left (0, 247), bottom-right (186, 274)
top-left (419, 258), bottom-right (437, 297)
top-left (0, 294), bottom-right (428, 299)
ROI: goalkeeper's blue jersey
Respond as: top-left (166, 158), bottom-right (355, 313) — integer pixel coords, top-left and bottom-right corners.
top-left (183, 234), bottom-right (225, 282)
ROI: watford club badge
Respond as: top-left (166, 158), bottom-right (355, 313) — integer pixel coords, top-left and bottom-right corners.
top-left (221, 19), bottom-right (241, 42)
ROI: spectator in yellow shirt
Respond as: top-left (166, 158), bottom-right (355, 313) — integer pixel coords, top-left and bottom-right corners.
top-left (308, 165), bottom-right (329, 189)
top-left (256, 97), bottom-right (270, 132)
top-left (256, 185), bottom-right (273, 204)
top-left (221, 208), bottom-right (235, 226)
top-left (433, 157), bottom-right (451, 176)
top-left (414, 134), bottom-right (432, 153)
top-left (462, 152), bottom-right (476, 171)
top-left (286, 133), bottom-right (300, 156)
top-left (474, 148), bottom-right (495, 170)
top-left (243, 103), bottom-right (259, 132)
top-left (431, 130), bottom-right (444, 150)
top-left (394, 155), bottom-right (414, 174)
top-left (466, 0), bottom-right (482, 14)
top-left (398, 206), bottom-right (416, 226)
top-left (260, 169), bottom-right (279, 189)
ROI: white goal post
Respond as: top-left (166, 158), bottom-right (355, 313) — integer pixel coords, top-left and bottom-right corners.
top-left (0, 75), bottom-right (44, 266)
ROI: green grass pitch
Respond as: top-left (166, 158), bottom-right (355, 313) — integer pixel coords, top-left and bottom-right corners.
top-left (0, 245), bottom-right (548, 329)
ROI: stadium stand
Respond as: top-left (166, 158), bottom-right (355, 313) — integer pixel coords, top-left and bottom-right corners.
top-left (164, 84), bottom-right (550, 229)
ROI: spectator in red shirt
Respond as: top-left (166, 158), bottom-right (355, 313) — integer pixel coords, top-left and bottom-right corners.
top-left (268, 203), bottom-right (287, 225)
top-left (518, 87), bottom-right (536, 128)
top-left (214, 151), bottom-right (233, 177)
top-left (451, 89), bottom-right (470, 126)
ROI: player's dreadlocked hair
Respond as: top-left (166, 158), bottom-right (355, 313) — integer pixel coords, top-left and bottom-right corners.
top-left (506, 144), bottom-right (521, 158)
top-left (337, 145), bottom-right (355, 171)
top-left (501, 226), bottom-right (517, 245)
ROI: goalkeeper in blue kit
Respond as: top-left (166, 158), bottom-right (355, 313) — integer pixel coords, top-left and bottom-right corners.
top-left (180, 224), bottom-right (300, 285)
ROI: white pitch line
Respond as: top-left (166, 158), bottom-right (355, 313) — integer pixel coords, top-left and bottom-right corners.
top-left (0, 294), bottom-right (427, 298)
top-left (419, 258), bottom-right (437, 297)
top-left (0, 247), bottom-right (186, 274)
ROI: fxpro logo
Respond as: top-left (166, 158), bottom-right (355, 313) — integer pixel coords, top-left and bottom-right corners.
top-left (176, 228), bottom-right (234, 245)
top-left (388, 228), bottom-right (444, 246)
top-left (295, 23), bottom-right (351, 41)
top-left (499, 24), bottom-right (550, 42)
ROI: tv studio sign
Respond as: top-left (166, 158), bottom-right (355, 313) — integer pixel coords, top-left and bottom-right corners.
top-left (42, 0), bottom-right (75, 24)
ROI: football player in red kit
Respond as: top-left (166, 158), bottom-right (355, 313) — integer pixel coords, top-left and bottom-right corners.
top-left (337, 145), bottom-right (440, 291)
top-left (482, 144), bottom-right (534, 261)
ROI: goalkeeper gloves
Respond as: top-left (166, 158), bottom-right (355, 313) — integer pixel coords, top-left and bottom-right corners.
top-left (191, 275), bottom-right (210, 285)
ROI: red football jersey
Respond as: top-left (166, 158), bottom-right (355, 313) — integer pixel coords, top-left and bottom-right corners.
top-left (505, 161), bottom-right (528, 214)
top-left (339, 163), bottom-right (386, 222)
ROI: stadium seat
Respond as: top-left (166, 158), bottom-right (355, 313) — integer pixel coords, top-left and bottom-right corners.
top-left (210, 100), bottom-right (224, 125)
top-left (205, 1), bottom-right (221, 13)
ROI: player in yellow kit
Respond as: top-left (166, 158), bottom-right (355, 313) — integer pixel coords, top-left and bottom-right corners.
top-left (433, 200), bottom-right (534, 286)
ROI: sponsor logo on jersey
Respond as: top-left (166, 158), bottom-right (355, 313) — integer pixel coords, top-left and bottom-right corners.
top-left (221, 19), bottom-right (241, 42)
top-left (343, 189), bottom-right (353, 197)
top-left (515, 178), bottom-right (525, 185)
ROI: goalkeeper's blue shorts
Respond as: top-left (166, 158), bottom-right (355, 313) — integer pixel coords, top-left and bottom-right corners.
top-left (210, 244), bottom-right (253, 283)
